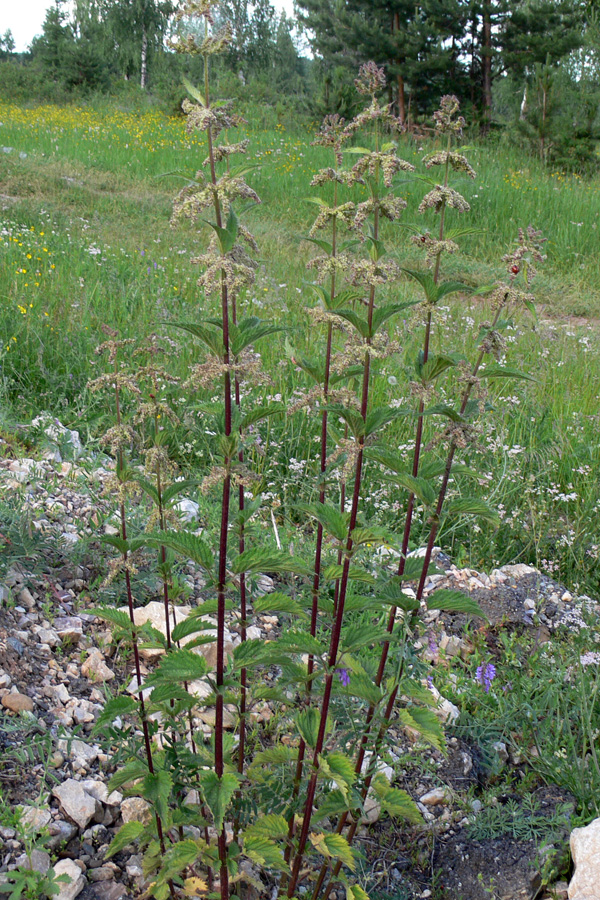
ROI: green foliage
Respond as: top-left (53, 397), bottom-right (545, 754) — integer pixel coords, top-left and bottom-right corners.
top-left (106, 821), bottom-right (146, 857)
top-left (426, 589), bottom-right (486, 619)
top-left (0, 868), bottom-right (69, 900)
top-left (201, 772), bottom-right (240, 832)
top-left (371, 775), bottom-right (422, 825)
top-left (147, 648), bottom-right (208, 685)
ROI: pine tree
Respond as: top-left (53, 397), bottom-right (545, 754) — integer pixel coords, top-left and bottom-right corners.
top-left (296, 0), bottom-right (470, 120)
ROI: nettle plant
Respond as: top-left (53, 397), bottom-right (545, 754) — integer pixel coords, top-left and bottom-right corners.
top-left (89, 8), bottom-right (546, 897)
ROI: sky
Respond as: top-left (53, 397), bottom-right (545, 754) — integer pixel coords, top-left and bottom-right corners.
top-left (1, 0), bottom-right (296, 53)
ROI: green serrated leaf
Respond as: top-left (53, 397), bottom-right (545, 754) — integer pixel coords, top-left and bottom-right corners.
top-left (313, 789), bottom-right (351, 822)
top-left (365, 406), bottom-right (404, 436)
top-left (309, 833), bottom-right (356, 871)
top-left (322, 564), bottom-right (376, 585)
top-left (299, 502), bottom-right (348, 542)
top-left (243, 835), bottom-right (288, 871)
top-left (183, 76), bottom-right (205, 106)
top-left (144, 530), bottom-right (213, 571)
top-left (296, 708), bottom-right (321, 748)
top-left (251, 746), bottom-right (298, 767)
top-left (143, 770), bottom-right (172, 821)
top-left (371, 774), bottom-right (422, 824)
top-left (350, 525), bottom-right (392, 547)
top-left (278, 628), bottom-right (326, 657)
top-left (436, 280), bottom-right (472, 300)
top-left (321, 751), bottom-right (356, 789)
top-left (427, 588), bottom-right (486, 619)
top-left (232, 548), bottom-right (310, 576)
top-left (162, 480), bottom-right (200, 506)
top-left (99, 534), bottom-right (128, 554)
top-left (233, 638), bottom-right (271, 669)
top-left (402, 268), bottom-right (438, 303)
top-left (346, 885), bottom-right (370, 900)
top-left (420, 353), bottom-right (462, 384)
top-left (244, 814), bottom-right (288, 840)
top-left (252, 593), bottom-right (306, 618)
top-left (108, 758), bottom-right (149, 792)
top-left (344, 671), bottom-right (384, 705)
top-left (168, 321), bottom-right (224, 356)
top-left (444, 497), bottom-right (499, 526)
top-left (91, 607), bottom-right (133, 631)
top-left (106, 821), bottom-right (144, 858)
top-left (160, 839), bottom-right (201, 881)
top-left (147, 648), bottom-right (208, 684)
top-left (423, 402), bottom-right (465, 422)
top-left (201, 772), bottom-right (239, 832)
top-left (231, 320), bottom-right (284, 356)
top-left (150, 682), bottom-right (196, 705)
top-left (95, 696), bottom-right (137, 728)
top-left (396, 707), bottom-right (445, 752)
top-left (479, 366), bottom-right (535, 382)
top-left (388, 472), bottom-right (437, 506)
top-left (370, 301), bottom-right (415, 336)
top-left (333, 307), bottom-right (370, 338)
top-left (170, 611), bottom-right (215, 644)
top-left (340, 623), bottom-right (389, 654)
top-left (305, 237), bottom-right (333, 254)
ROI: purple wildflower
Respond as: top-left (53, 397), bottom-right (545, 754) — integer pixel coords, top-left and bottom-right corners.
top-left (336, 668), bottom-right (351, 687)
top-left (475, 662), bottom-right (497, 693)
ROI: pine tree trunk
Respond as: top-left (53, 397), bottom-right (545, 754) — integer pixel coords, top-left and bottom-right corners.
top-left (482, 3), bottom-right (492, 133)
top-left (397, 73), bottom-right (406, 124)
top-left (140, 23), bottom-right (148, 90)
top-left (393, 12), bottom-right (405, 124)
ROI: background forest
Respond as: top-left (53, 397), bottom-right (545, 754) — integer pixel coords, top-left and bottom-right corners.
top-left (1, 0), bottom-right (600, 173)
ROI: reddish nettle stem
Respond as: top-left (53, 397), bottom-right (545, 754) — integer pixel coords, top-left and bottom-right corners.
top-left (232, 296), bottom-right (248, 779)
top-left (113, 372), bottom-right (171, 872)
top-left (284, 170), bottom-right (380, 900)
top-left (395, 137), bottom-right (451, 586)
top-left (307, 196), bottom-right (338, 682)
top-left (286, 375), bottom-right (369, 899)
top-left (156, 464), bottom-right (173, 650)
top-left (284, 163), bottom-right (341, 871)
top-left (412, 302), bottom-right (504, 608)
top-left (205, 50), bottom-right (231, 900)
top-left (372, 142), bottom-right (453, 691)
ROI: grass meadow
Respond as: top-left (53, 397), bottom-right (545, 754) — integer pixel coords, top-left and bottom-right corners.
top-left (1, 98), bottom-right (600, 593)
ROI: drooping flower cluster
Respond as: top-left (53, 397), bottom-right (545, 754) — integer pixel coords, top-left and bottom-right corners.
top-left (410, 233), bottom-right (459, 261)
top-left (351, 150), bottom-right (414, 188)
top-left (418, 185), bottom-right (470, 215)
top-left (354, 61), bottom-right (386, 96)
top-left (433, 94), bottom-right (466, 136)
top-left (169, 0), bottom-right (224, 53)
top-left (309, 202), bottom-right (356, 237)
top-left (311, 113), bottom-right (348, 167)
top-left (502, 225), bottom-right (547, 281)
top-left (423, 150), bottom-right (476, 179)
